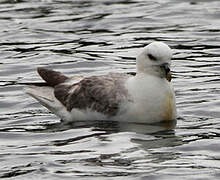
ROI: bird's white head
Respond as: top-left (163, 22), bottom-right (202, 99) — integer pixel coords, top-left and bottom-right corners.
top-left (136, 42), bottom-right (173, 81)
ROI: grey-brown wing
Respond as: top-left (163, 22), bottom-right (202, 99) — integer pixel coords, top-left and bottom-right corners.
top-left (54, 73), bottom-right (131, 116)
top-left (37, 67), bottom-right (68, 87)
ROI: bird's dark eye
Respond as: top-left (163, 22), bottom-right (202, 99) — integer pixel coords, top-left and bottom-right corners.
top-left (148, 53), bottom-right (157, 61)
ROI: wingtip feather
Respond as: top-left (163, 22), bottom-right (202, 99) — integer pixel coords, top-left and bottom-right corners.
top-left (37, 67), bottom-right (69, 87)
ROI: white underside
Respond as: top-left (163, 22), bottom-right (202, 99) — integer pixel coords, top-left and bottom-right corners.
top-left (25, 74), bottom-right (176, 124)
top-left (116, 74), bottom-right (177, 123)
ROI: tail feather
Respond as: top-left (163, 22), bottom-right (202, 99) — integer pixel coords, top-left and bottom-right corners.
top-left (25, 86), bottom-right (71, 121)
top-left (25, 86), bottom-right (57, 111)
top-left (37, 67), bottom-right (68, 87)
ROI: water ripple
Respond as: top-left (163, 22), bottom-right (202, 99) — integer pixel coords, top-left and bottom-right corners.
top-left (1, 0), bottom-right (220, 179)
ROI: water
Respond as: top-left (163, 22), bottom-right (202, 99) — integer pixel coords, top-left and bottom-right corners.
top-left (1, 0), bottom-right (220, 179)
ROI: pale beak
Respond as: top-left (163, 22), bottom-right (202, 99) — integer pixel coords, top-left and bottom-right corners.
top-left (160, 63), bottom-right (172, 82)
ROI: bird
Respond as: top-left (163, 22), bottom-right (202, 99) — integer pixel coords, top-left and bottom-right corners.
top-left (25, 41), bottom-right (177, 123)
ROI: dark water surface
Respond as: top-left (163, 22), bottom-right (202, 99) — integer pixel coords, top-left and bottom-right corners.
top-left (1, 0), bottom-right (220, 179)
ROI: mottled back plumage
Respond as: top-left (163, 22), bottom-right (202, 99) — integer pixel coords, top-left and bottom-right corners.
top-left (54, 73), bottom-right (131, 116)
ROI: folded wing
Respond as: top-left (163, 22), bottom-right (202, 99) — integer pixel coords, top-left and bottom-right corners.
top-left (54, 73), bottom-right (131, 116)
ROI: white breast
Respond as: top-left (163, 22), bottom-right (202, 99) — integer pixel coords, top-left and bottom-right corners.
top-left (116, 74), bottom-right (176, 123)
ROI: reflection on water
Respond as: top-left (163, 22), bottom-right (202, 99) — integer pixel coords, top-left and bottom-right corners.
top-left (0, 120), bottom-right (180, 179)
top-left (1, 0), bottom-right (220, 179)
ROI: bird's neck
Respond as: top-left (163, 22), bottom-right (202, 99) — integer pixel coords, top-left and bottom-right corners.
top-left (135, 71), bottom-right (167, 83)
top-left (136, 68), bottom-right (156, 78)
